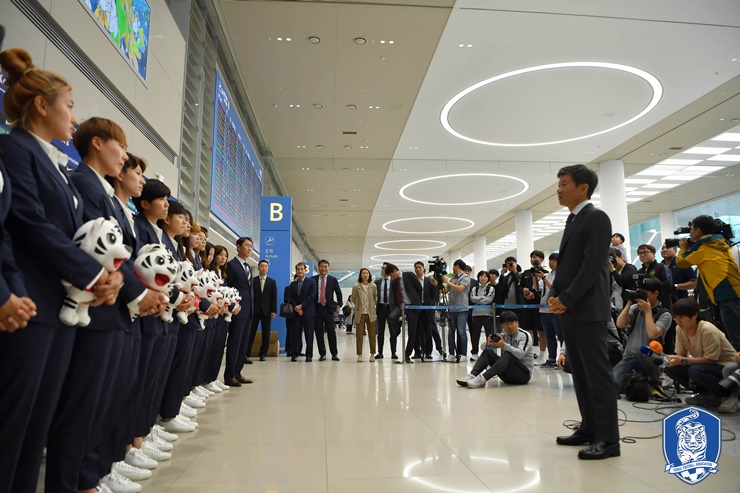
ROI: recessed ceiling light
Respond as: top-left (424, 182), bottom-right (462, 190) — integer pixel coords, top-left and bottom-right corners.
top-left (286, 38), bottom-right (292, 42)
top-left (344, 145), bottom-right (352, 149)
top-left (389, 41), bottom-right (394, 44)
top-left (711, 133), bottom-right (740, 142)
top-left (624, 178), bottom-right (656, 184)
top-left (683, 146), bottom-right (732, 154)
top-left (707, 154), bottom-right (740, 162)
top-left (307, 36), bottom-right (321, 44)
top-left (641, 183), bottom-right (679, 189)
top-left (277, 37), bottom-right (283, 41)
top-left (467, 44), bottom-right (473, 47)
top-left (315, 145), bottom-right (324, 149)
top-left (440, 62), bottom-right (662, 147)
top-left (380, 40), bottom-right (386, 44)
top-left (353, 37), bottom-right (367, 45)
top-left (658, 158), bottom-right (703, 165)
top-left (312, 104), bottom-right (323, 109)
top-left (346, 104), bottom-right (357, 110)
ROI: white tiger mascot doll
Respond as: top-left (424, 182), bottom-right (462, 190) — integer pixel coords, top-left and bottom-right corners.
top-left (173, 261), bottom-right (199, 324)
top-left (59, 218), bottom-right (132, 327)
top-left (130, 244), bottom-right (179, 322)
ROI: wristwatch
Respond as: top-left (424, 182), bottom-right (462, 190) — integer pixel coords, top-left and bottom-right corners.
top-left (681, 357), bottom-right (688, 366)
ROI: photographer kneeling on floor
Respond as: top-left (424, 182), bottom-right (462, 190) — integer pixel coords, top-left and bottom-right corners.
top-left (456, 310), bottom-right (534, 389)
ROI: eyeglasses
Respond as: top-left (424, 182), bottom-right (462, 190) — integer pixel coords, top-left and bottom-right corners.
top-left (637, 250), bottom-right (651, 254)
top-left (506, 263), bottom-right (515, 267)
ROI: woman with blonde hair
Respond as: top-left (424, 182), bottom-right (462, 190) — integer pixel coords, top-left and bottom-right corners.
top-left (351, 268), bottom-right (378, 362)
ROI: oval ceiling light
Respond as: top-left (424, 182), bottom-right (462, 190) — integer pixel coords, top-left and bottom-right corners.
top-left (369, 263), bottom-right (414, 270)
top-left (307, 36), bottom-right (321, 44)
top-left (440, 61), bottom-right (662, 147)
top-left (382, 217), bottom-right (475, 234)
top-left (371, 254), bottom-right (430, 261)
top-left (374, 240), bottom-right (446, 251)
top-left (353, 37), bottom-right (367, 45)
top-left (399, 173), bottom-right (529, 206)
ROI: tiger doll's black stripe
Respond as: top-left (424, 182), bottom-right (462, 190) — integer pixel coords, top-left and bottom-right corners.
top-left (62, 298), bottom-right (78, 308)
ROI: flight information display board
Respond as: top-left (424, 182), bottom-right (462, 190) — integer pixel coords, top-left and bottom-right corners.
top-left (211, 70), bottom-right (262, 245)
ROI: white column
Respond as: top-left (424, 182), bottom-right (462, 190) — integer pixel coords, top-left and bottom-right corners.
top-left (515, 210), bottom-right (533, 265)
top-left (473, 236), bottom-right (487, 274)
top-left (598, 160), bottom-right (630, 255)
top-left (450, 250), bottom-right (462, 263)
top-left (659, 211), bottom-right (675, 246)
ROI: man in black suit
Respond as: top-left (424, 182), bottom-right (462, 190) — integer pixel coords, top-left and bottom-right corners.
top-left (288, 262), bottom-right (316, 362)
top-left (375, 262), bottom-right (399, 359)
top-left (549, 164), bottom-right (620, 460)
top-left (224, 237), bottom-right (254, 386)
top-left (248, 260), bottom-right (277, 361)
top-left (312, 259), bottom-right (342, 361)
top-left (385, 263), bottom-right (434, 363)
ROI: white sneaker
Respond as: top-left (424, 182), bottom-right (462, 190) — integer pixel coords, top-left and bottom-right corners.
top-left (141, 440), bottom-right (171, 461)
top-left (153, 424), bottom-right (178, 442)
top-left (100, 470), bottom-right (142, 493)
top-left (467, 374), bottom-right (487, 389)
top-left (97, 484), bottom-right (114, 493)
top-left (370, 355), bottom-right (375, 362)
top-left (184, 395), bottom-right (205, 409)
top-left (357, 355), bottom-right (363, 362)
top-left (470, 354), bottom-right (479, 362)
top-left (215, 380), bottom-right (230, 391)
top-left (198, 384), bottom-right (215, 396)
top-left (204, 382), bottom-right (222, 393)
top-left (146, 432), bottom-right (174, 452)
top-left (124, 447), bottom-right (157, 470)
top-left (179, 402), bottom-right (197, 418)
top-left (188, 390), bottom-right (207, 403)
top-left (192, 387), bottom-right (210, 398)
top-left (112, 460), bottom-right (152, 481)
top-left (158, 417), bottom-right (195, 433)
top-left (177, 414), bottom-right (199, 428)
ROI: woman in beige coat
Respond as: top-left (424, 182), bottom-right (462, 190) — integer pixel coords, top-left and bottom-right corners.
top-left (351, 268), bottom-right (378, 362)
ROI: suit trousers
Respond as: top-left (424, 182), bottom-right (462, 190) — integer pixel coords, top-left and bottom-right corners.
top-left (45, 328), bottom-right (121, 493)
top-left (209, 318), bottom-right (229, 381)
top-left (315, 305), bottom-right (338, 357)
top-left (224, 312), bottom-right (250, 380)
top-left (0, 323), bottom-right (76, 493)
top-left (149, 331), bottom-right (177, 427)
top-left (376, 304), bottom-right (398, 356)
top-left (134, 332), bottom-right (160, 437)
top-left (252, 313), bottom-right (273, 357)
top-left (561, 318), bottom-right (620, 444)
top-left (355, 314), bottom-right (377, 356)
top-left (188, 327), bottom-right (206, 388)
top-left (290, 315), bottom-right (315, 358)
top-left (160, 328), bottom-right (195, 420)
top-left (404, 309), bottom-right (420, 358)
top-left (194, 323), bottom-right (215, 385)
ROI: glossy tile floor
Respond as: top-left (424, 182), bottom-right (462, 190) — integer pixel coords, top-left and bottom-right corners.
top-left (42, 330), bottom-right (740, 492)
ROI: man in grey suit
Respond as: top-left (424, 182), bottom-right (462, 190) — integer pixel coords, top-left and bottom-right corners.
top-left (548, 164), bottom-right (620, 460)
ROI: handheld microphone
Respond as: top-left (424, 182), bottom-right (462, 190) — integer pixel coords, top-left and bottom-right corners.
top-left (648, 341), bottom-right (670, 364)
top-left (639, 345), bottom-right (654, 357)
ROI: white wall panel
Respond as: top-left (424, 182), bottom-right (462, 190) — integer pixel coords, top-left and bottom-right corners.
top-left (134, 57), bottom-right (182, 150)
top-left (149, 0), bottom-right (186, 93)
top-left (0, 3), bottom-right (48, 63)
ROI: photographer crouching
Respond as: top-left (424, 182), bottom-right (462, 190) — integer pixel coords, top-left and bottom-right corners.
top-left (675, 215), bottom-right (740, 350)
top-left (455, 310), bottom-right (534, 388)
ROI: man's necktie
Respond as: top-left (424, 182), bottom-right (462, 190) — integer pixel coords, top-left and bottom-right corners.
top-left (565, 213), bottom-right (575, 229)
top-left (260, 277), bottom-right (265, 292)
top-left (383, 279), bottom-right (388, 304)
top-left (244, 262), bottom-right (251, 286)
top-left (320, 276), bottom-right (325, 304)
top-left (297, 280), bottom-right (303, 293)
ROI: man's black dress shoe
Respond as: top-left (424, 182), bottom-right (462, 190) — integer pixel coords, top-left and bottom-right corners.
top-left (259, 355), bottom-right (266, 361)
top-left (236, 376), bottom-right (253, 384)
top-left (375, 354), bottom-right (384, 359)
top-left (578, 442), bottom-right (620, 460)
top-left (332, 355), bottom-right (340, 361)
top-left (225, 378), bottom-right (242, 387)
top-left (291, 356), bottom-right (297, 362)
top-left (405, 358), bottom-right (414, 364)
top-left (244, 358), bottom-right (253, 364)
top-left (391, 354), bottom-right (398, 360)
top-left (306, 357), bottom-right (313, 362)
top-left (319, 355), bottom-right (326, 361)
top-left (556, 432), bottom-right (595, 446)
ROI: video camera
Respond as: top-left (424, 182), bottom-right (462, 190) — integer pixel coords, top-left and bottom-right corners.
top-left (427, 256), bottom-right (447, 283)
top-left (664, 219), bottom-right (735, 248)
top-left (623, 273), bottom-right (647, 302)
top-left (530, 259), bottom-right (549, 275)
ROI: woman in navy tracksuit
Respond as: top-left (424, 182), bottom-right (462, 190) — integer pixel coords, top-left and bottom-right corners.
top-left (0, 48), bottom-right (121, 493)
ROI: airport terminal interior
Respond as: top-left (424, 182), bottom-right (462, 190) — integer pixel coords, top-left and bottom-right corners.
top-left (1, 0), bottom-right (740, 492)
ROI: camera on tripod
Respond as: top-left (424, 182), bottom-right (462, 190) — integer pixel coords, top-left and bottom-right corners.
top-left (427, 256), bottom-right (447, 284)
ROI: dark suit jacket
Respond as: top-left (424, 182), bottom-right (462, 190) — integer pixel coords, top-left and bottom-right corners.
top-left (253, 275), bottom-right (277, 317)
top-left (0, 157), bottom-right (27, 305)
top-left (312, 274), bottom-right (342, 311)
top-left (226, 256), bottom-right (253, 319)
top-left (375, 277), bottom-right (397, 309)
top-left (289, 276), bottom-right (316, 318)
top-left (401, 272), bottom-right (434, 306)
top-left (550, 203), bottom-right (612, 322)
top-left (494, 271), bottom-right (522, 305)
top-left (0, 128), bottom-right (101, 327)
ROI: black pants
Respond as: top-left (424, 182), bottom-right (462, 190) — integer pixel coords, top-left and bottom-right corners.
top-left (224, 311), bottom-right (250, 380)
top-left (315, 305), bottom-right (338, 357)
top-left (420, 311), bottom-right (442, 355)
top-left (472, 349), bottom-right (531, 384)
top-left (290, 315), bottom-right (315, 358)
top-left (376, 304), bottom-right (399, 355)
top-left (470, 316), bottom-right (493, 355)
top-left (160, 328), bottom-right (195, 419)
top-left (251, 313), bottom-right (273, 358)
top-left (561, 318), bottom-right (620, 444)
top-left (404, 309), bottom-right (421, 358)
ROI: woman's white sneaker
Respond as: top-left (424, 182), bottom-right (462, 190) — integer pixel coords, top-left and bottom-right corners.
top-left (141, 440), bottom-right (171, 461)
top-left (100, 470), bottom-right (142, 493)
top-left (215, 380), bottom-right (230, 391)
top-left (124, 447), bottom-right (157, 469)
top-left (153, 424), bottom-right (179, 442)
top-left (112, 460), bottom-right (152, 481)
top-left (184, 395), bottom-right (205, 408)
top-left (192, 387), bottom-right (210, 399)
top-left (176, 414), bottom-right (199, 428)
top-left (204, 382), bottom-right (222, 393)
top-left (179, 402), bottom-right (198, 418)
top-left (146, 432), bottom-right (174, 451)
top-left (159, 417), bottom-right (195, 433)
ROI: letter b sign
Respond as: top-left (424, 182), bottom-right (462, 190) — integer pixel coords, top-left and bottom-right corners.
top-left (270, 203), bottom-right (283, 222)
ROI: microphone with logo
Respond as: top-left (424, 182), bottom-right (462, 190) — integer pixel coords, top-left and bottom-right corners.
top-left (640, 341), bottom-right (670, 366)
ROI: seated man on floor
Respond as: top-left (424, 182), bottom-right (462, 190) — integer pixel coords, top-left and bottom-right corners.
top-left (456, 310), bottom-right (534, 388)
top-left (665, 298), bottom-right (738, 413)
top-left (613, 278), bottom-right (672, 392)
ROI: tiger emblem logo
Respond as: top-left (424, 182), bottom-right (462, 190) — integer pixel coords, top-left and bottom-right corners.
top-left (663, 407), bottom-right (721, 485)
